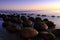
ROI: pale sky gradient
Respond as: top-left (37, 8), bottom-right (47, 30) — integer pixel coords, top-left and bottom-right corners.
top-left (0, 0), bottom-right (60, 10)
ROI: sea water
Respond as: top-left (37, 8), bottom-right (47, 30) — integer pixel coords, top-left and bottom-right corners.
top-left (0, 10), bottom-right (60, 40)
top-left (0, 10), bottom-right (60, 29)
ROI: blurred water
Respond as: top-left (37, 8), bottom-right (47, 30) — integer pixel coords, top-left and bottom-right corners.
top-left (1, 10), bottom-right (60, 29)
top-left (0, 10), bottom-right (60, 40)
top-left (0, 18), bottom-right (21, 40)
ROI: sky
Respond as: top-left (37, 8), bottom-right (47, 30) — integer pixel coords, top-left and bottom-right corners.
top-left (0, 0), bottom-right (60, 10)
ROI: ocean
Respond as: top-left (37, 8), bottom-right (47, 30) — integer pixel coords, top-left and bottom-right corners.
top-left (0, 10), bottom-right (60, 29)
top-left (0, 10), bottom-right (60, 40)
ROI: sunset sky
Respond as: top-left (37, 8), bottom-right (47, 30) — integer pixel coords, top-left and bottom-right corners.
top-left (0, 0), bottom-right (60, 10)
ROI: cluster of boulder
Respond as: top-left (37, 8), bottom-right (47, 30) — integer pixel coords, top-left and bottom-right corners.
top-left (2, 14), bottom-right (56, 40)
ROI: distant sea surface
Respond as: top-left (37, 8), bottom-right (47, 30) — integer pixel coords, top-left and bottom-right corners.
top-left (0, 10), bottom-right (60, 29)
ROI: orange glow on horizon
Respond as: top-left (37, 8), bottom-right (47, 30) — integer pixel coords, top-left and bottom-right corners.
top-left (15, 7), bottom-right (60, 10)
top-left (13, 4), bottom-right (60, 10)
